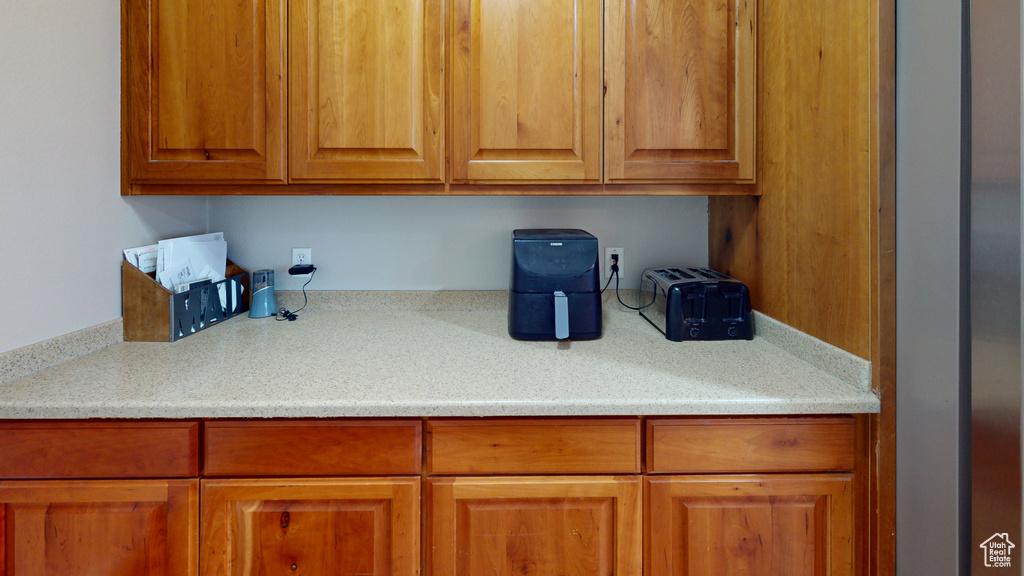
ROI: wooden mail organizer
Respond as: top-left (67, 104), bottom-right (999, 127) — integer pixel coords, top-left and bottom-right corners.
top-left (121, 259), bottom-right (248, 342)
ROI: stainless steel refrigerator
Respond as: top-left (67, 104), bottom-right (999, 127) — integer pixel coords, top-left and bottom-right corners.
top-left (898, 0), bottom-right (1021, 573)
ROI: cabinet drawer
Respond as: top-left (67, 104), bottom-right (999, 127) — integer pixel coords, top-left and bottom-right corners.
top-left (0, 421), bottom-right (199, 479)
top-left (204, 420), bottom-right (422, 476)
top-left (427, 418), bottom-right (641, 475)
top-left (647, 417), bottom-right (856, 473)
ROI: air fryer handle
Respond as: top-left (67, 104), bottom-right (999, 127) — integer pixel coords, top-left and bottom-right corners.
top-left (554, 291), bottom-right (569, 339)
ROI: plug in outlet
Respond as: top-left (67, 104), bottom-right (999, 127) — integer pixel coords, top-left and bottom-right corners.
top-left (291, 248), bottom-right (312, 277)
top-left (605, 247), bottom-right (623, 279)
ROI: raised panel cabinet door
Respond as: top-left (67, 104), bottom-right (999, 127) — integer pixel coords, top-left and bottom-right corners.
top-left (450, 0), bottom-right (603, 182)
top-left (200, 478), bottom-right (419, 576)
top-left (0, 479), bottom-right (198, 576)
top-left (646, 475), bottom-right (855, 576)
top-left (605, 0), bottom-right (756, 183)
top-left (289, 0), bottom-right (444, 182)
top-left (430, 476), bottom-right (641, 576)
top-left (125, 0), bottom-right (286, 183)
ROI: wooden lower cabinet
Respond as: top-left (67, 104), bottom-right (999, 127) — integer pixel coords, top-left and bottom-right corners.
top-left (0, 479), bottom-right (198, 576)
top-left (429, 476), bottom-right (641, 576)
top-left (0, 417), bottom-right (862, 576)
top-left (646, 475), bottom-right (855, 576)
top-left (200, 478), bottom-right (419, 576)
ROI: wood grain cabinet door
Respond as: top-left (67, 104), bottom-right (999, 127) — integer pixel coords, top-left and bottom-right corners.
top-left (125, 0), bottom-right (286, 184)
top-left (605, 0), bottom-right (756, 183)
top-left (200, 478), bottom-right (419, 576)
top-left (289, 0), bottom-right (444, 183)
top-left (430, 476), bottom-right (641, 576)
top-left (0, 479), bottom-right (198, 576)
top-left (646, 475), bottom-right (854, 576)
top-left (449, 0), bottom-right (603, 183)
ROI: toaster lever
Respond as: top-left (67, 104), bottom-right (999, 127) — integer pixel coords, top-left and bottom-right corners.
top-left (554, 291), bottom-right (569, 339)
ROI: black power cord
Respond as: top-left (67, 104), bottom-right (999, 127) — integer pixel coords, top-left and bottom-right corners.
top-left (276, 266), bottom-right (316, 321)
top-left (601, 256), bottom-right (656, 311)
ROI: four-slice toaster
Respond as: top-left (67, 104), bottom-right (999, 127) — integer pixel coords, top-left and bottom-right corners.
top-left (639, 267), bottom-right (754, 341)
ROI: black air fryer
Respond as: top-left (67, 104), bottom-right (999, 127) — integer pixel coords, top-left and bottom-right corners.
top-left (508, 229), bottom-right (602, 340)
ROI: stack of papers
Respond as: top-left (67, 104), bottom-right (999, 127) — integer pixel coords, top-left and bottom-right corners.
top-left (124, 232), bottom-right (228, 292)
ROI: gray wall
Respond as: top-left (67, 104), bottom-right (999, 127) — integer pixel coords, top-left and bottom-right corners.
top-left (0, 0), bottom-right (208, 354)
top-left (896, 0), bottom-right (967, 573)
top-left (208, 195), bottom-right (708, 291)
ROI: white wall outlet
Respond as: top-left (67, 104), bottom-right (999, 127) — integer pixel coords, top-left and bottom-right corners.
top-left (605, 247), bottom-right (624, 279)
top-left (292, 248), bottom-right (311, 266)
top-left (291, 248), bottom-right (312, 276)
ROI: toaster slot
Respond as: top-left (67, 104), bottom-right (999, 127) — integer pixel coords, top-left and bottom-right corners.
top-left (682, 285), bottom-right (707, 322)
top-left (722, 285), bottom-right (747, 320)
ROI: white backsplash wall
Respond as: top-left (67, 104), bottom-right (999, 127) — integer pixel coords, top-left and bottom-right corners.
top-left (209, 195), bottom-right (709, 290)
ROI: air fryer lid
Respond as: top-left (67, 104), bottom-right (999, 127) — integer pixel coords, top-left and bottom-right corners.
top-left (510, 229), bottom-right (599, 293)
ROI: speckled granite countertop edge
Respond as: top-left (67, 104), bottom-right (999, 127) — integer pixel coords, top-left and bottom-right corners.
top-left (0, 291), bottom-right (877, 419)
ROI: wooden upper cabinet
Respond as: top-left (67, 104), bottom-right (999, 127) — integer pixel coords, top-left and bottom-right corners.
top-left (125, 0), bottom-right (286, 184)
top-left (605, 0), bottom-right (756, 183)
top-left (450, 0), bottom-right (603, 183)
top-left (289, 0), bottom-right (444, 182)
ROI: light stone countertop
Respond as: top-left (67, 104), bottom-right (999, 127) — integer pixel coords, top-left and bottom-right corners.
top-left (0, 291), bottom-right (879, 418)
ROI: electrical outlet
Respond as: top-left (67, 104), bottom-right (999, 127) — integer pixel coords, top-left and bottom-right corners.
top-left (291, 248), bottom-right (312, 277)
top-left (605, 247), bottom-right (623, 279)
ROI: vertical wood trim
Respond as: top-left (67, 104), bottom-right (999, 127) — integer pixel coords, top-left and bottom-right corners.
top-left (427, 0), bottom-right (445, 181)
top-left (870, 0), bottom-right (897, 572)
top-left (120, 0), bottom-right (131, 195)
top-left (709, 0), bottom-right (875, 358)
top-left (603, 0), bottom-right (625, 182)
top-left (735, 0), bottom-right (758, 182)
top-left (265, 0), bottom-right (287, 182)
top-left (0, 503), bottom-right (6, 576)
top-left (427, 478), bottom-right (456, 576)
top-left (167, 480), bottom-right (199, 576)
top-left (288, 0), bottom-right (310, 180)
top-left (449, 0), bottom-right (470, 181)
top-left (707, 196), bottom-right (762, 305)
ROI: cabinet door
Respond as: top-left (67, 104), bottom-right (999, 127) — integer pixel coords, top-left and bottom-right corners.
top-left (605, 0), bottom-right (756, 183)
top-left (200, 478), bottom-right (419, 576)
top-left (289, 0), bottom-right (444, 183)
top-left (430, 476), bottom-right (641, 576)
top-left (450, 0), bottom-right (603, 182)
top-left (125, 0), bottom-right (286, 183)
top-left (646, 475), bottom-right (854, 576)
top-left (0, 480), bottom-right (198, 576)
